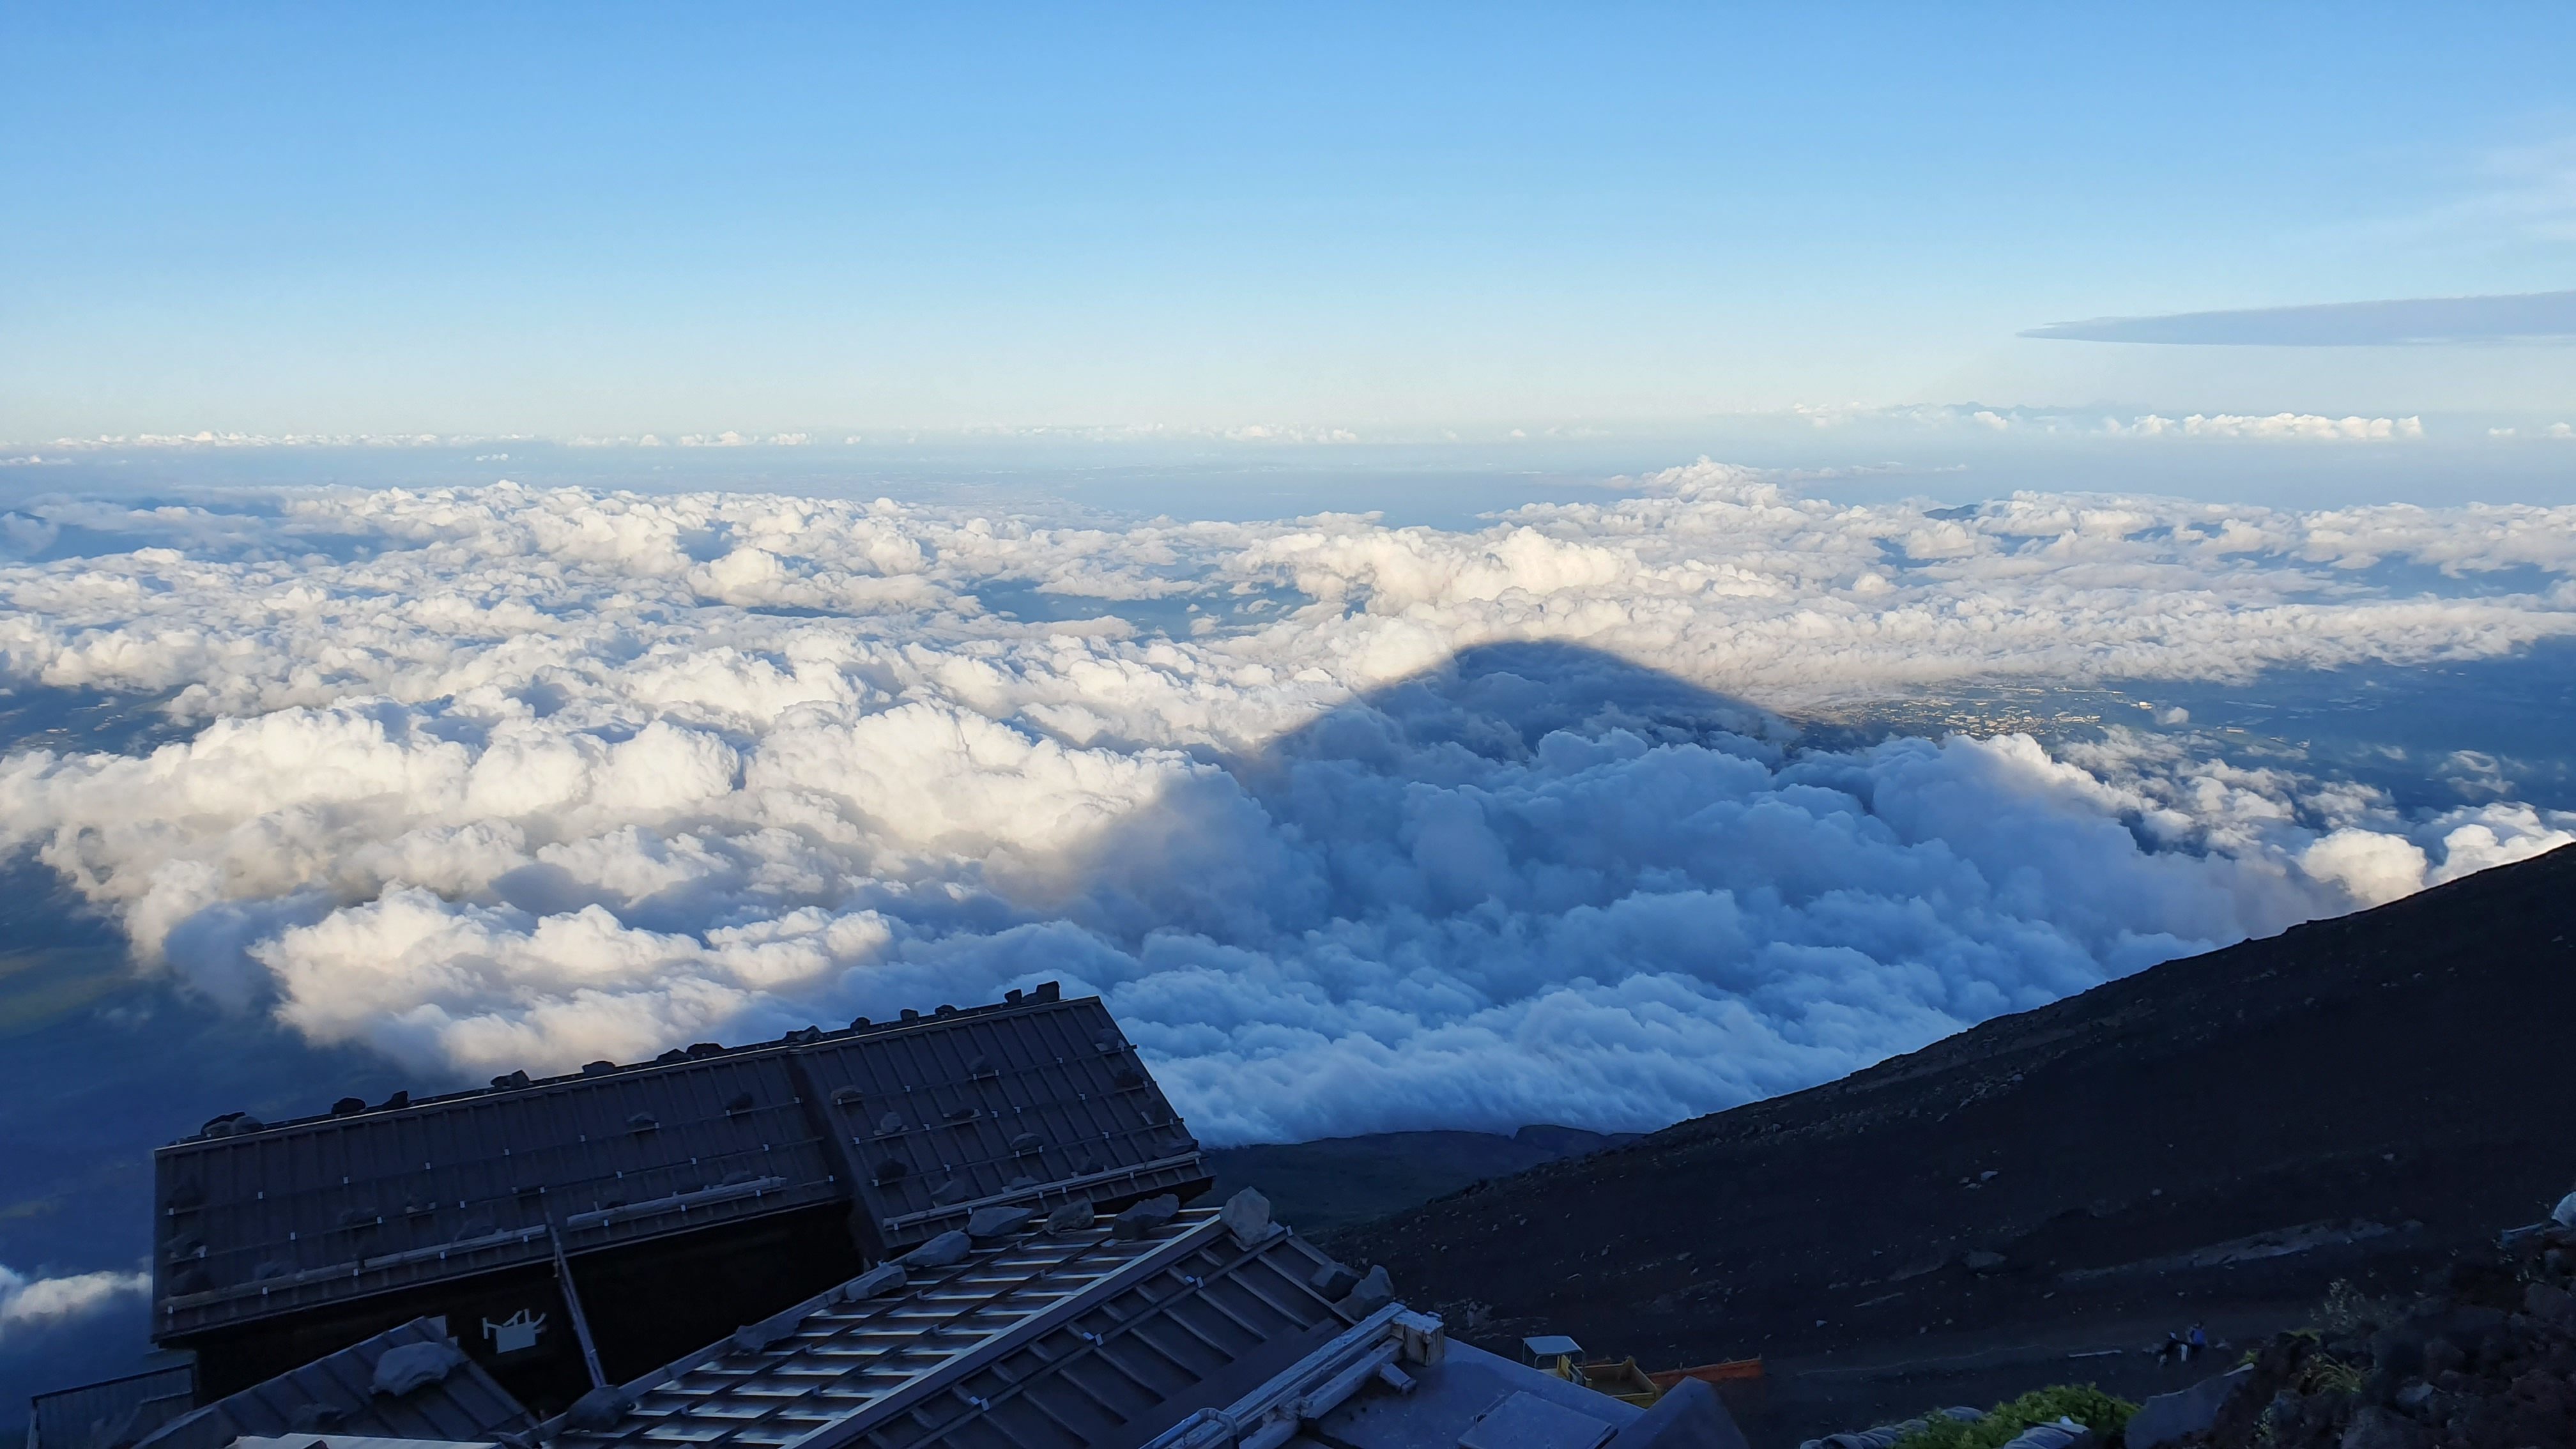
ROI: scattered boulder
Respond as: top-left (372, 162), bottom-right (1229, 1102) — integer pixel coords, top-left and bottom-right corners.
top-left (1337, 1264), bottom-right (1394, 1316)
top-left (1045, 1200), bottom-right (1096, 1232)
top-left (2527, 1278), bottom-right (2574, 1326)
top-left (2186, 1214), bottom-right (2576, 1448)
top-left (1310, 1261), bottom-right (1362, 1300)
top-left (900, 1230), bottom-right (973, 1269)
top-left (967, 1205), bottom-right (1035, 1241)
top-left (1111, 1195), bottom-right (1180, 1241)
top-left (1220, 1187), bottom-right (1273, 1246)
top-left (2337, 1406), bottom-right (2422, 1449)
top-left (730, 1309), bottom-right (803, 1353)
top-left (369, 1340), bottom-right (464, 1397)
top-left (847, 1263), bottom-right (907, 1299)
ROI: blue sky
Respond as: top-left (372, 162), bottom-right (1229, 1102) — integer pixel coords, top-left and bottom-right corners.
top-left (4, 3), bottom-right (2574, 440)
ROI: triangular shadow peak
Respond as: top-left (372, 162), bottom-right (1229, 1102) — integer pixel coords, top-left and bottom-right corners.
top-left (1244, 640), bottom-right (1794, 778)
top-left (1050, 641), bottom-right (1795, 948)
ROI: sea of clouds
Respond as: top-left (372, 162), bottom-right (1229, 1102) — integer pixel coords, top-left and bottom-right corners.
top-left (3, 460), bottom-right (2573, 1153)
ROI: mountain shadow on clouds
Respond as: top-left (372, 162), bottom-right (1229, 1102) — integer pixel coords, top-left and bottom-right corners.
top-left (1051, 640), bottom-right (1795, 950)
top-left (1013, 638), bottom-right (2323, 1146)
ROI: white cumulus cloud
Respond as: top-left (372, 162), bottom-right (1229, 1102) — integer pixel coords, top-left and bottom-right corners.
top-left (0, 464), bottom-right (2572, 1141)
top-left (0, 1266), bottom-right (150, 1339)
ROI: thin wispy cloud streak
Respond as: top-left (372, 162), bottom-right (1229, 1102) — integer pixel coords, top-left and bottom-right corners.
top-left (2025, 291), bottom-right (2576, 346)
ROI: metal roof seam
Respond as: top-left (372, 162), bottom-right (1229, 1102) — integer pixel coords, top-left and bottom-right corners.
top-left (873, 1224), bottom-right (1327, 1449)
top-left (550, 1227), bottom-right (1181, 1446)
top-left (1139, 1305), bottom-right (1413, 1449)
top-left (765, 1218), bottom-right (1230, 1449)
top-left (162, 995), bottom-right (1072, 1146)
top-left (878, 1154), bottom-right (1206, 1234)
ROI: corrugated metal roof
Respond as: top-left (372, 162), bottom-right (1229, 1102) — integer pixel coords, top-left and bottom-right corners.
top-left (129, 1318), bottom-right (532, 1449)
top-left (153, 1050), bottom-right (843, 1341)
top-left (553, 1202), bottom-right (1360, 1449)
top-left (805, 997), bottom-right (1207, 1249)
top-left (154, 989), bottom-right (1212, 1342)
top-left (26, 1365), bottom-right (194, 1449)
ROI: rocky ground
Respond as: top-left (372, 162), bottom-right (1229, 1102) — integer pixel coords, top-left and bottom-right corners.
top-left (1309, 844), bottom-right (2576, 1447)
top-left (2185, 1213), bottom-right (2576, 1448)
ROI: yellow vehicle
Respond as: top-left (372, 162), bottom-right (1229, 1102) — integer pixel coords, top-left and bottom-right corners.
top-left (1522, 1335), bottom-right (1589, 1385)
top-left (1577, 1356), bottom-right (1663, 1406)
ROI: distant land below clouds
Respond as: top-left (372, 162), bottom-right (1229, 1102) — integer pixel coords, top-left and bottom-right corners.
top-left (2025, 290), bottom-right (2576, 346)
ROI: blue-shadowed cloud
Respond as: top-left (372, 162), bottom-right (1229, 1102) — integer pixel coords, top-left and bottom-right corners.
top-left (2024, 291), bottom-right (2576, 346)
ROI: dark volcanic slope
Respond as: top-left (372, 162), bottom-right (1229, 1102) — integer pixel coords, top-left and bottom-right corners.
top-left (1208, 1126), bottom-right (1640, 1234)
top-left (1332, 843), bottom-right (2576, 1432)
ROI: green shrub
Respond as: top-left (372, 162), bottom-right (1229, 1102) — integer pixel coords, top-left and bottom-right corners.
top-left (1890, 1384), bottom-right (2139, 1449)
top-left (2311, 1279), bottom-right (2402, 1337)
top-left (2298, 1356), bottom-right (2364, 1397)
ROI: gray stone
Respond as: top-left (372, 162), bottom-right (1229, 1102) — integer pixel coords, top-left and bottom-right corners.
top-left (2526, 1279), bottom-right (2574, 1325)
top-left (847, 1262), bottom-right (907, 1299)
top-left (900, 1230), bottom-right (973, 1268)
top-left (1220, 1187), bottom-right (1273, 1246)
top-left (369, 1340), bottom-right (464, 1397)
top-left (564, 1387), bottom-right (636, 1432)
top-left (1338, 1264), bottom-right (1394, 1315)
top-left (1111, 1194), bottom-right (1180, 1241)
top-left (1310, 1261), bottom-right (1361, 1299)
top-left (967, 1205), bottom-right (1036, 1241)
top-left (730, 1310), bottom-right (802, 1353)
top-left (1045, 1200), bottom-right (1096, 1232)
top-left (2369, 1326), bottom-right (2425, 1380)
top-left (2128, 1365), bottom-right (2250, 1449)
top-left (2340, 1406), bottom-right (2424, 1449)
